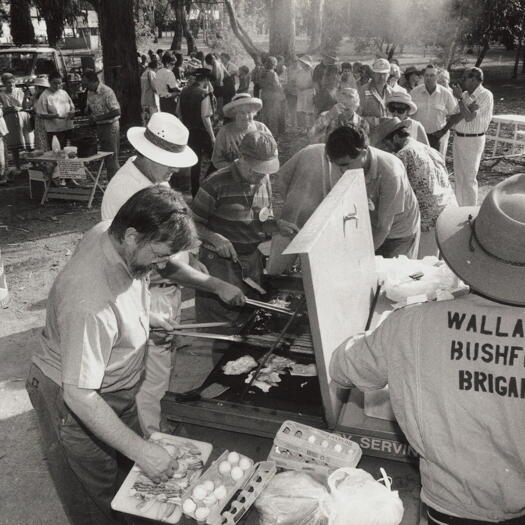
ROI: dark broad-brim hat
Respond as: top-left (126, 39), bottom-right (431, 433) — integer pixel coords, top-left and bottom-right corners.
top-left (223, 93), bottom-right (263, 118)
top-left (321, 52), bottom-right (337, 64)
top-left (193, 68), bottom-right (216, 82)
top-left (437, 173), bottom-right (525, 306)
top-left (404, 66), bottom-right (420, 77)
top-left (239, 130), bottom-right (279, 174)
top-left (372, 117), bottom-right (409, 146)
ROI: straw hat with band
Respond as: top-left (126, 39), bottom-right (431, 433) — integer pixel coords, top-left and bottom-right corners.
top-left (223, 93), bottom-right (263, 119)
top-left (239, 130), bottom-right (279, 174)
top-left (32, 76), bottom-right (50, 88)
top-left (386, 91), bottom-right (417, 115)
top-left (372, 117), bottom-right (409, 146)
top-left (127, 112), bottom-right (198, 168)
top-left (372, 58), bottom-right (390, 74)
top-left (321, 53), bottom-right (337, 64)
top-left (437, 173), bottom-right (525, 306)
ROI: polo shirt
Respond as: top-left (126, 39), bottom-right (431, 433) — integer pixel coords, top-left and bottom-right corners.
top-left (330, 294), bottom-right (525, 522)
top-left (34, 221), bottom-right (150, 392)
top-left (411, 84), bottom-right (457, 134)
top-left (86, 83), bottom-right (120, 125)
top-left (191, 161), bottom-right (272, 255)
top-left (35, 88), bottom-right (75, 133)
top-left (454, 84), bottom-right (494, 134)
top-left (155, 67), bottom-right (179, 98)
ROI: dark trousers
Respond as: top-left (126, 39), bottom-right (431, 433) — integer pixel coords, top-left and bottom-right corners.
top-left (26, 363), bottom-right (141, 525)
top-left (46, 130), bottom-right (73, 150)
top-left (427, 507), bottom-right (525, 525)
top-left (188, 128), bottom-right (213, 197)
top-left (96, 121), bottom-right (120, 180)
top-left (159, 97), bottom-right (178, 115)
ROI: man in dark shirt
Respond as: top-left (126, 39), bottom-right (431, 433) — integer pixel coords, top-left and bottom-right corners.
top-left (178, 68), bottom-right (216, 196)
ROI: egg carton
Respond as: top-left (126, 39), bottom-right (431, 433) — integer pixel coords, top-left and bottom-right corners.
top-left (268, 420), bottom-right (362, 474)
top-left (181, 450), bottom-right (254, 524)
top-left (219, 461), bottom-right (277, 525)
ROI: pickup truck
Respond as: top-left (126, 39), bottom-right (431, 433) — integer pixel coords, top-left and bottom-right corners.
top-left (0, 45), bottom-right (102, 105)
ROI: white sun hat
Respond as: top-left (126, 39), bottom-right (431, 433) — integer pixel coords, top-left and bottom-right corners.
top-left (127, 112), bottom-right (198, 168)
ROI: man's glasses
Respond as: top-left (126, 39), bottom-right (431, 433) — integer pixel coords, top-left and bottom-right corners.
top-left (388, 105), bottom-right (409, 114)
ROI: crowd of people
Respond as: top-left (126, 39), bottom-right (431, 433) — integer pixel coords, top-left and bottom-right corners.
top-left (21, 46), bottom-right (522, 525)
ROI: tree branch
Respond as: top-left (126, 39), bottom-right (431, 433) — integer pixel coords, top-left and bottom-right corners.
top-left (222, 0), bottom-right (263, 60)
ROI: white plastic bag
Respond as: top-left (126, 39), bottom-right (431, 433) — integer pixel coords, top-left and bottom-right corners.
top-left (255, 471), bottom-right (328, 525)
top-left (319, 468), bottom-right (404, 525)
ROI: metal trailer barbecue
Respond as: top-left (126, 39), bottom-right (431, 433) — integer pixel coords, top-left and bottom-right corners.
top-left (162, 170), bottom-right (416, 463)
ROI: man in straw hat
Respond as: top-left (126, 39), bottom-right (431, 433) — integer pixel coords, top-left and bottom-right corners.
top-left (358, 58), bottom-right (392, 133)
top-left (192, 129), bottom-right (298, 326)
top-left (102, 112), bottom-right (245, 435)
top-left (26, 185), bottom-right (199, 525)
top-left (330, 174), bottom-right (525, 524)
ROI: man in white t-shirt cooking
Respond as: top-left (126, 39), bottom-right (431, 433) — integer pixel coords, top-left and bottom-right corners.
top-left (102, 112), bottom-right (245, 435)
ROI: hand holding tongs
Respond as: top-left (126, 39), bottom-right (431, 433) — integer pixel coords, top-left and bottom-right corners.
top-left (244, 298), bottom-right (293, 316)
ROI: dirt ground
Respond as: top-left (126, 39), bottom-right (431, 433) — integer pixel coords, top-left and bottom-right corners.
top-left (1, 47), bottom-right (525, 524)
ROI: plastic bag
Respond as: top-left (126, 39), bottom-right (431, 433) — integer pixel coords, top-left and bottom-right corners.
top-left (255, 471), bottom-right (328, 525)
top-left (319, 468), bottom-right (404, 525)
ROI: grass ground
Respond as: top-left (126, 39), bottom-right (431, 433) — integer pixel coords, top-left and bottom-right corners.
top-left (0, 43), bottom-right (524, 524)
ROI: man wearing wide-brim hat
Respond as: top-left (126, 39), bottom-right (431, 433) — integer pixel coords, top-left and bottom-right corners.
top-left (330, 174), bottom-right (525, 525)
top-left (192, 130), bottom-right (298, 327)
top-left (101, 112), bottom-right (245, 435)
top-left (359, 58), bottom-right (393, 133)
top-left (312, 52), bottom-right (338, 92)
top-left (211, 93), bottom-right (271, 171)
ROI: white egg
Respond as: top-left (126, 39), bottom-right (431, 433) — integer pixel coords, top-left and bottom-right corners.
top-left (213, 484), bottom-right (228, 500)
top-left (195, 506), bottom-right (210, 521)
top-left (218, 460), bottom-right (232, 475)
top-left (227, 451), bottom-right (240, 465)
top-left (192, 485), bottom-right (207, 501)
top-left (321, 440), bottom-right (329, 448)
top-left (334, 443), bottom-right (343, 453)
top-left (308, 435), bottom-right (316, 444)
top-left (203, 493), bottom-right (217, 506)
top-left (202, 480), bottom-right (215, 494)
top-left (230, 465), bottom-right (244, 481)
top-left (239, 457), bottom-right (251, 471)
top-left (182, 498), bottom-right (197, 514)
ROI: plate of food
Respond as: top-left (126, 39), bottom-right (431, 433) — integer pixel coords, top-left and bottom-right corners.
top-left (111, 432), bottom-right (213, 523)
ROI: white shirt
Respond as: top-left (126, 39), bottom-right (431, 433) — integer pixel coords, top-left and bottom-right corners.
top-left (101, 157), bottom-right (163, 220)
top-left (155, 67), bottom-right (179, 98)
top-left (454, 84), bottom-right (494, 134)
top-left (411, 84), bottom-right (457, 134)
top-left (35, 88), bottom-right (75, 133)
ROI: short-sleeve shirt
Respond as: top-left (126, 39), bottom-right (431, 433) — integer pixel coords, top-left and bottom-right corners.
top-left (411, 84), bottom-right (457, 134)
top-left (35, 88), bottom-right (75, 133)
top-left (365, 147), bottom-right (420, 239)
top-left (191, 162), bottom-right (272, 255)
top-left (86, 83), bottom-right (120, 124)
top-left (155, 67), bottom-right (179, 98)
top-left (358, 80), bottom-right (392, 131)
top-left (33, 221), bottom-right (150, 392)
top-left (329, 294), bottom-right (525, 522)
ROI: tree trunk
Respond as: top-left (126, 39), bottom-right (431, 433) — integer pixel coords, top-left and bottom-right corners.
top-left (514, 14), bottom-right (525, 79)
top-left (223, 0), bottom-right (263, 62)
top-left (96, 0), bottom-right (141, 127)
top-left (170, 0), bottom-right (195, 54)
top-left (10, 0), bottom-right (35, 45)
top-left (307, 0), bottom-right (324, 54)
top-left (269, 0), bottom-right (296, 62)
top-left (445, 23), bottom-right (462, 71)
top-left (475, 39), bottom-right (490, 68)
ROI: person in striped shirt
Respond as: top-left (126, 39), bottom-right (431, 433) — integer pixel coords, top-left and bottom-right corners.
top-left (450, 67), bottom-right (494, 206)
top-left (191, 130), bottom-right (298, 325)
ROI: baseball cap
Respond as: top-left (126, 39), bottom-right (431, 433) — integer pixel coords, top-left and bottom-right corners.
top-left (239, 130), bottom-right (280, 174)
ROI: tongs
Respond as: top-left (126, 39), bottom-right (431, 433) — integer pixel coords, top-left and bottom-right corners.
top-left (151, 322), bottom-right (230, 332)
top-left (245, 298), bottom-right (293, 316)
top-left (162, 331), bottom-right (283, 348)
